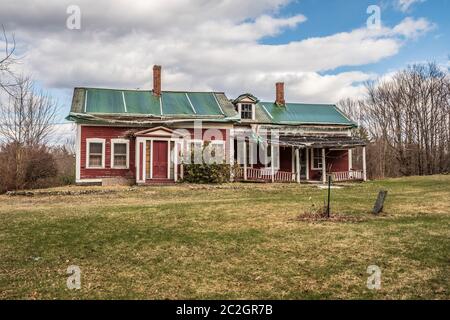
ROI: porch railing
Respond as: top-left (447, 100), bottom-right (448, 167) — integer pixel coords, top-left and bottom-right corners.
top-left (235, 167), bottom-right (296, 183)
top-left (330, 170), bottom-right (364, 182)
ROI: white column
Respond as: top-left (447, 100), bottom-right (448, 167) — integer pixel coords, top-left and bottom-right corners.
top-left (295, 148), bottom-right (300, 183)
top-left (271, 144), bottom-right (275, 183)
top-left (142, 140), bottom-right (146, 180)
top-left (306, 148), bottom-right (310, 181)
top-left (75, 124), bottom-right (81, 182)
top-left (167, 141), bottom-right (171, 179)
top-left (243, 141), bottom-right (247, 181)
top-left (229, 131), bottom-right (234, 181)
top-left (348, 149), bottom-right (353, 171)
top-left (322, 148), bottom-right (326, 184)
top-left (362, 146), bottom-right (367, 181)
top-left (174, 142), bottom-right (178, 182)
top-left (150, 140), bottom-right (153, 179)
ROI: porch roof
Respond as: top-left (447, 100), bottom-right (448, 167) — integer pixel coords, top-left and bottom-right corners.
top-left (273, 135), bottom-right (367, 148)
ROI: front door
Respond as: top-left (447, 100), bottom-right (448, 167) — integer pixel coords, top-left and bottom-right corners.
top-left (152, 141), bottom-right (168, 179)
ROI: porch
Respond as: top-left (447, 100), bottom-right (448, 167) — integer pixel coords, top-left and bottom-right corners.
top-left (233, 135), bottom-right (367, 184)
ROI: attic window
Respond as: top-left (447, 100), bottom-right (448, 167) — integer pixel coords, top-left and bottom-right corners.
top-left (240, 103), bottom-right (253, 120)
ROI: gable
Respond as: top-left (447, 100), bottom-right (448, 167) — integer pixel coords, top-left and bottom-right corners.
top-left (134, 126), bottom-right (189, 138)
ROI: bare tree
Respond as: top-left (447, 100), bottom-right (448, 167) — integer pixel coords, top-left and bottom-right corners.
top-left (357, 62), bottom-right (450, 178)
top-left (0, 76), bottom-right (59, 190)
top-left (0, 25), bottom-right (18, 96)
top-left (0, 75), bottom-right (58, 146)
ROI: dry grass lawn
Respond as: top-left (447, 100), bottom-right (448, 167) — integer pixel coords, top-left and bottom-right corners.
top-left (0, 175), bottom-right (449, 299)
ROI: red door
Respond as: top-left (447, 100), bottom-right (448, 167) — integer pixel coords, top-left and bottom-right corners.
top-left (152, 141), bottom-right (168, 179)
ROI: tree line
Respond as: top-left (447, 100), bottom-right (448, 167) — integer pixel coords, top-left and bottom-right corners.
top-left (339, 62), bottom-right (450, 179)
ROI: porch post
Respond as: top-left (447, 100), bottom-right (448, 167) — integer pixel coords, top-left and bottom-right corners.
top-left (135, 138), bottom-right (141, 183)
top-left (180, 141), bottom-right (184, 180)
top-left (271, 144), bottom-right (275, 183)
top-left (142, 140), bottom-right (146, 181)
top-left (322, 148), bottom-right (326, 184)
top-left (243, 141), bottom-right (247, 181)
top-left (348, 149), bottom-right (353, 170)
top-left (362, 146), bottom-right (367, 181)
top-left (150, 140), bottom-right (153, 179)
top-left (306, 148), bottom-right (310, 181)
top-left (167, 142), bottom-right (171, 179)
top-left (174, 142), bottom-right (178, 182)
top-left (229, 131), bottom-right (235, 181)
top-left (295, 148), bottom-right (300, 183)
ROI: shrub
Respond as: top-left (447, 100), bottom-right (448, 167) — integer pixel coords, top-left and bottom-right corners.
top-left (183, 163), bottom-right (231, 184)
top-left (0, 143), bottom-right (59, 193)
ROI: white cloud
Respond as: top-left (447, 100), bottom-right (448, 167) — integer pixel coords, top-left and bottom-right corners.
top-left (392, 17), bottom-right (435, 39)
top-left (396, 0), bottom-right (425, 12)
top-left (0, 0), bottom-right (436, 107)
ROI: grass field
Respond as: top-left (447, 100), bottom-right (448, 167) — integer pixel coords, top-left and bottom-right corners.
top-left (0, 175), bottom-right (449, 299)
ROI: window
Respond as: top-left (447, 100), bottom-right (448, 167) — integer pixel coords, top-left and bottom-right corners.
top-left (209, 141), bottom-right (225, 163)
top-left (312, 148), bottom-right (323, 170)
top-left (240, 103), bottom-right (253, 120)
top-left (86, 139), bottom-right (105, 168)
top-left (111, 139), bottom-right (129, 169)
top-left (185, 140), bottom-right (203, 163)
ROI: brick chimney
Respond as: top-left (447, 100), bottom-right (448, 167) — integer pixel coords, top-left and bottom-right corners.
top-left (153, 65), bottom-right (161, 96)
top-left (275, 82), bottom-right (285, 106)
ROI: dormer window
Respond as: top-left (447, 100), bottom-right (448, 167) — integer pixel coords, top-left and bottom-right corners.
top-left (241, 104), bottom-right (253, 120)
top-left (234, 94), bottom-right (258, 121)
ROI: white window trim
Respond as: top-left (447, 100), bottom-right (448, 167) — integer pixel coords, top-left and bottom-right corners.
top-left (86, 138), bottom-right (106, 169)
top-left (111, 138), bottom-right (130, 169)
top-left (238, 103), bottom-right (256, 121)
top-left (311, 148), bottom-right (323, 170)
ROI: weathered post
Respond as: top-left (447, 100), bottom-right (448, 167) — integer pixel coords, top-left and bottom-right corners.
top-left (372, 190), bottom-right (388, 215)
top-left (326, 174), bottom-right (332, 218)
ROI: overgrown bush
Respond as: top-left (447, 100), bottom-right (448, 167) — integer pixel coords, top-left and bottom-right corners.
top-left (0, 143), bottom-right (59, 193)
top-left (183, 163), bottom-right (231, 184)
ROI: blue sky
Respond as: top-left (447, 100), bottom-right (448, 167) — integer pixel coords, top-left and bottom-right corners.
top-left (267, 0), bottom-right (449, 74)
top-left (1, 0), bottom-right (448, 136)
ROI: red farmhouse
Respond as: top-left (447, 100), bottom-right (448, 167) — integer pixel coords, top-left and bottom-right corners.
top-left (67, 66), bottom-right (367, 185)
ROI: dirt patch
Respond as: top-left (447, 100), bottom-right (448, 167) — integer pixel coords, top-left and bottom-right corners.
top-left (295, 212), bottom-right (368, 223)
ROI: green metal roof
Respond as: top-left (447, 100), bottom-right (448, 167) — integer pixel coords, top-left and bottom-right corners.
top-left (258, 102), bottom-right (355, 126)
top-left (68, 88), bottom-right (355, 127)
top-left (124, 91), bottom-right (160, 114)
top-left (186, 92), bottom-right (223, 115)
top-left (70, 88), bottom-right (235, 120)
top-left (161, 92), bottom-right (194, 115)
top-left (86, 89), bottom-right (125, 113)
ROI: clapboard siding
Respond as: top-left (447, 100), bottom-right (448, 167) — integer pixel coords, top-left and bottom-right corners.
top-left (80, 126), bottom-right (136, 179)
